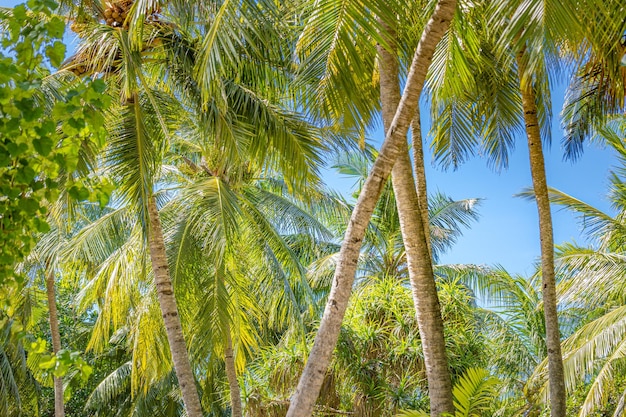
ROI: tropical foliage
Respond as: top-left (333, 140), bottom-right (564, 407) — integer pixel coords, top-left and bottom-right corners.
top-left (1, 0), bottom-right (625, 417)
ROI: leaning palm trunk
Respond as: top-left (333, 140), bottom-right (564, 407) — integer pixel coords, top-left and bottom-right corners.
top-left (378, 23), bottom-right (454, 416)
top-left (285, 1), bottom-right (456, 416)
top-left (517, 52), bottom-right (566, 417)
top-left (146, 197), bottom-right (204, 417)
top-left (45, 266), bottom-right (65, 417)
top-left (224, 328), bottom-right (243, 417)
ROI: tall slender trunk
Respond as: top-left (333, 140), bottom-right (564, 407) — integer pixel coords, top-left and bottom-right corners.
top-left (517, 52), bottom-right (566, 417)
top-left (147, 196), bottom-right (204, 417)
top-left (224, 328), bottom-right (243, 417)
top-left (378, 23), bottom-right (454, 416)
top-left (411, 112), bottom-right (432, 258)
top-left (286, 1), bottom-right (456, 416)
top-left (45, 266), bottom-right (65, 417)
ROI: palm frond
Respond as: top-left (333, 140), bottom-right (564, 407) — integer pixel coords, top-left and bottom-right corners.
top-left (452, 368), bottom-right (499, 417)
top-left (428, 194), bottom-right (481, 259)
top-left (294, 0), bottom-right (394, 130)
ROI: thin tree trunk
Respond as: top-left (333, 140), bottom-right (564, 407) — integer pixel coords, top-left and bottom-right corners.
top-left (224, 328), bottom-right (243, 417)
top-left (285, 1), bottom-right (456, 416)
top-left (45, 266), bottom-right (65, 417)
top-left (517, 52), bottom-right (566, 417)
top-left (411, 111), bottom-right (432, 258)
top-left (378, 22), bottom-right (454, 417)
top-left (147, 196), bottom-right (204, 417)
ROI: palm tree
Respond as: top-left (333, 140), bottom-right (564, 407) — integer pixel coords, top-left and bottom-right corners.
top-left (44, 263), bottom-right (65, 417)
top-left (424, 1), bottom-right (623, 414)
top-left (167, 167), bottom-right (333, 417)
top-left (62, 11), bottom-right (205, 412)
top-left (527, 124), bottom-right (626, 416)
top-left (60, 2), bottom-right (324, 415)
top-left (379, 20), bottom-right (456, 413)
top-left (287, 1), bottom-right (457, 414)
top-left (64, 169), bottom-right (332, 416)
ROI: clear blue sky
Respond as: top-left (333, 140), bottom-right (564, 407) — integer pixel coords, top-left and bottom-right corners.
top-left (2, 0), bottom-right (615, 276)
top-left (322, 89), bottom-right (616, 276)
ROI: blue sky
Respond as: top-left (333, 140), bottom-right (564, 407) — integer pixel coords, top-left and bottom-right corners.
top-left (323, 93), bottom-right (616, 276)
top-left (3, 0), bottom-right (616, 276)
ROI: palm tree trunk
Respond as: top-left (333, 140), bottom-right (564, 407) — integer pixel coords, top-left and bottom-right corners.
top-left (393, 146), bottom-right (454, 416)
top-left (285, 1), bottom-right (456, 416)
top-left (411, 111), bottom-right (432, 258)
top-left (147, 196), bottom-right (204, 417)
top-left (517, 52), bottom-right (566, 417)
top-left (45, 266), bottom-right (65, 417)
top-left (224, 328), bottom-right (243, 417)
top-left (378, 26), bottom-right (454, 416)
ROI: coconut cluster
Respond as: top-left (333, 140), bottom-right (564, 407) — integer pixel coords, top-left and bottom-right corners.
top-left (66, 1), bottom-right (163, 77)
top-left (104, 0), bottom-right (132, 28)
top-left (69, 62), bottom-right (89, 76)
top-left (103, 0), bottom-right (161, 28)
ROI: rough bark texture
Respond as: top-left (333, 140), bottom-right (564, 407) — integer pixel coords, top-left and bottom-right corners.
top-left (378, 24), bottom-right (454, 417)
top-left (45, 267), bottom-right (65, 417)
top-left (147, 196), bottom-right (204, 417)
top-left (285, 1), bottom-right (456, 416)
top-left (517, 53), bottom-right (566, 417)
top-left (411, 111), bottom-right (432, 258)
top-left (224, 329), bottom-right (243, 417)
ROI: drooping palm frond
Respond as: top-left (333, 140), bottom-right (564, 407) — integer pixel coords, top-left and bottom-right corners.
top-left (191, 0), bottom-right (290, 106)
top-left (84, 362), bottom-right (133, 416)
top-left (128, 291), bottom-right (173, 394)
top-left (84, 359), bottom-right (183, 417)
top-left (102, 91), bottom-right (172, 226)
top-left (62, 205), bottom-right (134, 268)
top-left (427, 2), bottom-right (483, 170)
top-left (428, 194), bottom-right (481, 261)
top-left (75, 223), bottom-right (147, 353)
top-left (555, 243), bottom-right (626, 308)
top-left (560, 1), bottom-right (625, 160)
top-left (528, 306), bottom-right (626, 414)
top-left (294, 0), bottom-right (396, 131)
top-left (0, 286), bottom-right (43, 417)
top-left (0, 321), bottom-right (27, 417)
top-left (428, 0), bottom-right (523, 171)
top-left (547, 188), bottom-right (624, 242)
top-left (490, 0), bottom-right (579, 82)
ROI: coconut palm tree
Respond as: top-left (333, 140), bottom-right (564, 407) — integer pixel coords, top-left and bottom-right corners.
top-left (424, 1), bottom-right (622, 414)
top-left (287, 0), bottom-right (458, 414)
top-left (378, 17), bottom-right (455, 414)
top-left (61, 11), bottom-right (204, 411)
top-left (58, 1), bottom-right (325, 415)
top-left (167, 167), bottom-right (334, 417)
top-left (526, 123), bottom-right (626, 417)
top-left (64, 170), bottom-right (333, 416)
